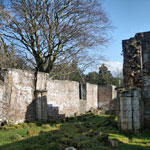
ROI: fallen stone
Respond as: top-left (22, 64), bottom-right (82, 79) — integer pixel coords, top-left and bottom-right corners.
top-left (65, 147), bottom-right (77, 150)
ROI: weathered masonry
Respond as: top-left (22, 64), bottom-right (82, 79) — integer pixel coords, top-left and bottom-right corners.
top-left (118, 31), bottom-right (150, 132)
top-left (0, 68), bottom-right (117, 124)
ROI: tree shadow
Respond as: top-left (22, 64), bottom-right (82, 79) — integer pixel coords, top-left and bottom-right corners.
top-left (25, 99), bottom-right (36, 122)
top-left (25, 96), bottom-right (65, 123)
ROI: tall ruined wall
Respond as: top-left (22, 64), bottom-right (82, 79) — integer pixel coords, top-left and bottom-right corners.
top-left (123, 34), bottom-right (143, 88)
top-left (2, 69), bottom-right (35, 123)
top-left (0, 69), bottom-right (49, 123)
top-left (140, 32), bottom-right (150, 127)
top-left (121, 31), bottom-right (150, 130)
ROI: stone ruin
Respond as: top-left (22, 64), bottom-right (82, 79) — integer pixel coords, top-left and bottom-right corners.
top-left (118, 31), bottom-right (150, 132)
top-left (3, 31), bottom-right (150, 131)
top-left (0, 68), bottom-right (117, 125)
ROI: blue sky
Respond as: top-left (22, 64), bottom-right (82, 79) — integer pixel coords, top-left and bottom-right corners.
top-left (99, 0), bottom-right (150, 73)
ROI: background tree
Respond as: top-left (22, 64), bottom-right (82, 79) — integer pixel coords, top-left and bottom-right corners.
top-left (86, 72), bottom-right (102, 84)
top-left (1, 0), bottom-right (111, 74)
top-left (50, 59), bottom-right (85, 82)
top-left (99, 64), bottom-right (113, 85)
top-left (86, 64), bottom-right (122, 87)
top-left (0, 37), bottom-right (31, 70)
top-left (111, 69), bottom-right (123, 87)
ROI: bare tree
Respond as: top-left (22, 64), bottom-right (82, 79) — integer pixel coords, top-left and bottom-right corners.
top-left (1, 0), bottom-right (111, 74)
top-left (0, 2), bottom-right (31, 70)
top-left (0, 37), bottom-right (31, 69)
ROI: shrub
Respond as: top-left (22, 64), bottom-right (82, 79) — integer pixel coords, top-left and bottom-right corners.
top-left (42, 124), bottom-right (50, 129)
top-left (11, 134), bottom-right (24, 141)
top-left (28, 123), bottom-right (37, 128)
top-left (1, 126), bottom-right (16, 131)
top-left (55, 124), bottom-right (61, 128)
top-left (19, 123), bottom-right (29, 128)
top-left (10, 124), bottom-right (22, 129)
top-left (27, 130), bottom-right (39, 137)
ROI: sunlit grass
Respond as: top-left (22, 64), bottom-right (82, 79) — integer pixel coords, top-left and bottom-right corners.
top-left (0, 111), bottom-right (150, 150)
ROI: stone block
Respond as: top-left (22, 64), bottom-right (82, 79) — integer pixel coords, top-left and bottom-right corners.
top-left (127, 122), bottom-right (133, 130)
top-left (120, 110), bottom-right (132, 118)
top-left (132, 105), bottom-right (139, 111)
top-left (120, 104), bottom-right (132, 111)
top-left (121, 122), bottom-right (132, 130)
top-left (133, 112), bottom-right (140, 121)
top-left (121, 117), bottom-right (132, 123)
top-left (132, 98), bottom-right (139, 105)
top-left (120, 98), bottom-right (132, 105)
top-left (121, 122), bottom-right (128, 130)
top-left (132, 90), bottom-right (139, 97)
top-left (143, 88), bottom-right (150, 98)
top-left (134, 122), bottom-right (140, 130)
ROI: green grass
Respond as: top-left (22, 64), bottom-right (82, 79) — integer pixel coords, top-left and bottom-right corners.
top-left (0, 112), bottom-right (150, 150)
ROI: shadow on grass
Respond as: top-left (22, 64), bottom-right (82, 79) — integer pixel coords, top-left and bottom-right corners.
top-left (0, 114), bottom-right (150, 150)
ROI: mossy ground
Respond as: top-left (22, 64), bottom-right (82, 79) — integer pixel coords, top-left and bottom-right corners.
top-left (0, 112), bottom-right (150, 150)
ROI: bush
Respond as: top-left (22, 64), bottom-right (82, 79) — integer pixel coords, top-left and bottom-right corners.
top-left (27, 130), bottom-right (39, 137)
top-left (10, 124), bottom-right (22, 129)
top-left (11, 134), bottom-right (24, 141)
top-left (1, 126), bottom-right (16, 131)
top-left (42, 124), bottom-right (50, 129)
top-left (19, 123), bottom-right (29, 128)
top-left (28, 123), bottom-right (37, 128)
top-left (55, 124), bottom-right (61, 128)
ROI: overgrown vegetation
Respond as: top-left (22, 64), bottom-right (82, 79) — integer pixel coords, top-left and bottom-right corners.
top-left (0, 111), bottom-right (150, 150)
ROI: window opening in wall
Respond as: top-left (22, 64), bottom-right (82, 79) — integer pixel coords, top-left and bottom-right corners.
top-left (79, 83), bottom-right (87, 100)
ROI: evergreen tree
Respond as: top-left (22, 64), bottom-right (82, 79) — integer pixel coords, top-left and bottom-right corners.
top-left (99, 64), bottom-right (113, 85)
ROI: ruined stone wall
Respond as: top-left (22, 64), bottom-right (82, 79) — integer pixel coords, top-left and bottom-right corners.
top-left (86, 83), bottom-right (98, 110)
top-left (47, 80), bottom-right (80, 118)
top-left (0, 81), bottom-right (7, 122)
top-left (122, 31), bottom-right (150, 129)
top-left (98, 85), bottom-right (117, 110)
top-left (0, 69), bottom-right (35, 123)
top-left (140, 32), bottom-right (150, 127)
top-left (0, 69), bottom-right (107, 123)
top-left (122, 34), bottom-right (143, 88)
top-left (46, 80), bottom-right (98, 118)
top-left (0, 69), bottom-right (50, 124)
top-left (0, 68), bottom-right (117, 123)
top-left (6, 69), bottom-right (35, 123)
top-left (0, 70), bottom-right (11, 123)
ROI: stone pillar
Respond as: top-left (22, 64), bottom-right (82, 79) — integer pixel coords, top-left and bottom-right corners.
top-left (41, 91), bottom-right (47, 121)
top-left (35, 91), bottom-right (42, 121)
top-left (120, 90), bottom-right (132, 131)
top-left (132, 89), bottom-right (141, 130)
top-left (119, 88), bottom-right (141, 132)
top-left (35, 90), bottom-right (47, 121)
